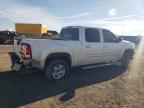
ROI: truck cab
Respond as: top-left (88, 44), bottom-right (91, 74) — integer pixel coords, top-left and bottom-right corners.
top-left (60, 26), bottom-right (135, 65)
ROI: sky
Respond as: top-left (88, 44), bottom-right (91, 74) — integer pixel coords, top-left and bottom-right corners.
top-left (0, 0), bottom-right (144, 36)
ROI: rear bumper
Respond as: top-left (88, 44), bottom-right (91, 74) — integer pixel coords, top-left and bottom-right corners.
top-left (9, 52), bottom-right (40, 72)
top-left (9, 52), bottom-right (20, 69)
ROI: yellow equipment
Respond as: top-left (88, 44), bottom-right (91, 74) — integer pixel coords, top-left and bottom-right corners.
top-left (15, 23), bottom-right (47, 37)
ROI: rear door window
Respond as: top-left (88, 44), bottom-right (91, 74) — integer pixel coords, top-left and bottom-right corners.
top-left (85, 28), bottom-right (100, 42)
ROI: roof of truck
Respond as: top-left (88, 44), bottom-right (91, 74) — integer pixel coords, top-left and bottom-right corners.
top-left (63, 26), bottom-right (107, 30)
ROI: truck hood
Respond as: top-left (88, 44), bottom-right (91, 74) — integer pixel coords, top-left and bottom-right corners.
top-left (122, 40), bottom-right (135, 45)
top-left (122, 40), bottom-right (135, 49)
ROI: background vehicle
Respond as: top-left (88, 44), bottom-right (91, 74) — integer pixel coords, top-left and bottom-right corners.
top-left (12, 26), bottom-right (135, 81)
top-left (15, 23), bottom-right (47, 37)
top-left (0, 31), bottom-right (15, 44)
top-left (119, 35), bottom-right (142, 48)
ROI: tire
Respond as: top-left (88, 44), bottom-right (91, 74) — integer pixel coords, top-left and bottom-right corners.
top-left (120, 53), bottom-right (130, 68)
top-left (45, 59), bottom-right (70, 81)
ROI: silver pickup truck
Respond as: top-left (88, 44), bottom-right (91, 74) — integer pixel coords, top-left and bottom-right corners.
top-left (12, 26), bottom-right (135, 81)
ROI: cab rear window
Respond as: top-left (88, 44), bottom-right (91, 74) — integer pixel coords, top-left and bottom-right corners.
top-left (60, 28), bottom-right (79, 40)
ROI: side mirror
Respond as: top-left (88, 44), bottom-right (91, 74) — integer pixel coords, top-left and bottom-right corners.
top-left (117, 37), bottom-right (123, 42)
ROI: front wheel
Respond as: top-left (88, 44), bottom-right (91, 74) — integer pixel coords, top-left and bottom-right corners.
top-left (120, 53), bottom-right (130, 68)
top-left (45, 59), bottom-right (70, 81)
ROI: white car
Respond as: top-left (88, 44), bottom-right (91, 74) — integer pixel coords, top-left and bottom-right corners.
top-left (12, 26), bottom-right (135, 81)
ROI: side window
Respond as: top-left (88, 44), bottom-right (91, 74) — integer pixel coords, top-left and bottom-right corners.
top-left (85, 28), bottom-right (100, 42)
top-left (103, 29), bottom-right (117, 42)
top-left (60, 28), bottom-right (79, 40)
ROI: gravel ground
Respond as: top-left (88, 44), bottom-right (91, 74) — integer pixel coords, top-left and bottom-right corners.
top-left (0, 43), bottom-right (144, 108)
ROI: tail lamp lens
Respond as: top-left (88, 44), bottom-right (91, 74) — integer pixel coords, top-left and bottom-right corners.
top-left (21, 43), bottom-right (31, 59)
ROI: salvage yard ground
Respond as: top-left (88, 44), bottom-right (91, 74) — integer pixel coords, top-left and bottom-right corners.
top-left (0, 43), bottom-right (144, 108)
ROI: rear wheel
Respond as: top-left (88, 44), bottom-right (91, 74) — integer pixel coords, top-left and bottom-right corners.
top-left (45, 59), bottom-right (70, 81)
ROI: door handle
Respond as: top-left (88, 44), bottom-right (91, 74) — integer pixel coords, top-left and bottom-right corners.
top-left (86, 45), bottom-right (91, 48)
top-left (104, 45), bottom-right (108, 48)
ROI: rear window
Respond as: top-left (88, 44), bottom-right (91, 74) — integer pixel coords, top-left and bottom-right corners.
top-left (60, 28), bottom-right (79, 40)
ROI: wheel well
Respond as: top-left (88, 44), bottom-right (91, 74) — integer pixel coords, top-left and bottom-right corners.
top-left (44, 53), bottom-right (72, 69)
top-left (123, 49), bottom-right (134, 59)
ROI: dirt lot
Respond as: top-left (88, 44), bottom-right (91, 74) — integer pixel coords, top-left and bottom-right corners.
top-left (0, 44), bottom-right (144, 108)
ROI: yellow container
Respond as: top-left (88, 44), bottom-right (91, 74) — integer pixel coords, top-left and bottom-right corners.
top-left (15, 23), bottom-right (47, 37)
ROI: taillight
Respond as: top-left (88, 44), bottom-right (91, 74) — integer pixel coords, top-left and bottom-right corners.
top-left (25, 47), bottom-right (31, 55)
top-left (21, 43), bottom-right (32, 59)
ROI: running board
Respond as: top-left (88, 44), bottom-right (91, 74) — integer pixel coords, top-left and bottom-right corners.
top-left (81, 62), bottom-right (119, 70)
